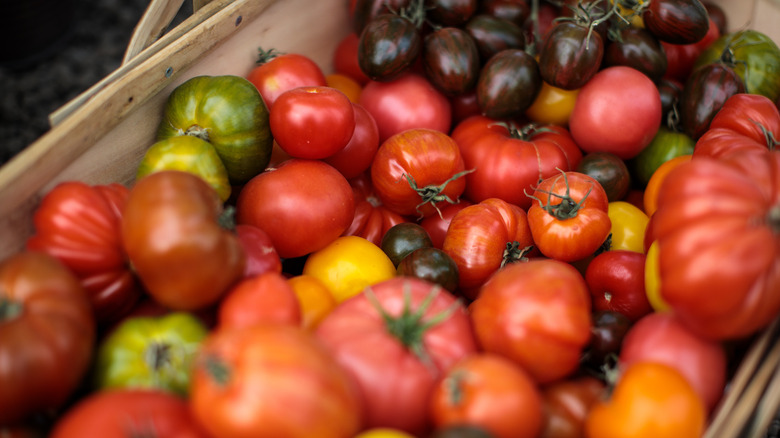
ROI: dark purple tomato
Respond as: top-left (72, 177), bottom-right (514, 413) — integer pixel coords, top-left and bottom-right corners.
top-left (603, 27), bottom-right (668, 82)
top-left (431, 425), bottom-right (497, 438)
top-left (478, 0), bottom-right (530, 26)
top-left (352, 0), bottom-right (411, 34)
top-left (425, 0), bottom-right (479, 27)
top-left (656, 77), bottom-right (684, 123)
top-left (423, 27), bottom-right (482, 96)
top-left (575, 151), bottom-right (631, 202)
top-left (679, 62), bottom-right (746, 140)
top-left (558, 0), bottom-right (611, 40)
top-left (464, 14), bottom-right (525, 62)
top-left (583, 310), bottom-right (633, 371)
top-left (538, 21), bottom-right (604, 90)
top-left (476, 49), bottom-right (541, 120)
top-left (642, 0), bottom-right (710, 45)
top-left (396, 247), bottom-right (460, 293)
top-left (380, 222), bottom-right (434, 267)
top-left (358, 12), bottom-right (423, 82)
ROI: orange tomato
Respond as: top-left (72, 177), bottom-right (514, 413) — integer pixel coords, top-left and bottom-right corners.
top-left (642, 154), bottom-right (691, 216)
top-left (287, 274), bottom-right (338, 331)
top-left (326, 73), bottom-right (363, 103)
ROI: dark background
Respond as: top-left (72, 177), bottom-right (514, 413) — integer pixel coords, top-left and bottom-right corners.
top-left (0, 0), bottom-right (191, 166)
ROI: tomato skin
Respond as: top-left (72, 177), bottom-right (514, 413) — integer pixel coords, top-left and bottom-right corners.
top-left (527, 171), bottom-right (611, 263)
top-left (569, 66), bottom-right (662, 160)
top-left (234, 224), bottom-right (282, 278)
top-left (679, 62), bottom-right (746, 140)
top-left (419, 199), bottom-right (473, 249)
top-left (217, 271), bottom-right (302, 330)
top-left (49, 389), bottom-right (211, 438)
top-left (476, 49), bottom-right (541, 119)
top-left (358, 12), bottom-right (423, 82)
top-left (442, 198), bottom-right (535, 298)
top-left (540, 375), bottom-right (605, 438)
top-left (315, 277), bottom-right (478, 435)
top-left (0, 251), bottom-right (96, 425)
top-left (642, 0), bottom-right (709, 45)
top-left (190, 324), bottom-right (364, 438)
top-left (334, 33), bottom-right (371, 85)
top-left (122, 171), bottom-right (245, 311)
top-left (236, 159), bottom-right (356, 259)
top-left (343, 172), bottom-right (409, 247)
top-left (380, 222), bottom-right (434, 267)
top-left (429, 353), bottom-right (544, 438)
top-left (422, 26), bottom-right (481, 96)
top-left (630, 126), bottom-right (695, 188)
top-left (660, 17), bottom-right (719, 84)
top-left (287, 274), bottom-right (338, 331)
top-left (642, 154), bottom-right (691, 217)
top-left (575, 152), bottom-right (631, 203)
top-left (371, 129), bottom-right (468, 218)
top-left (246, 51), bottom-right (327, 107)
top-left (585, 250), bottom-right (652, 322)
top-left (607, 201), bottom-right (649, 253)
top-left (538, 21), bottom-right (604, 91)
top-left (323, 103), bottom-right (381, 180)
top-left (469, 259), bottom-right (592, 384)
top-left (396, 247), bottom-right (460, 293)
top-left (525, 81), bottom-right (580, 126)
top-left (26, 181), bottom-right (141, 326)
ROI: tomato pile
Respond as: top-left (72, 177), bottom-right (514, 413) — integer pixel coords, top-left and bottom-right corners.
top-left (2, 0), bottom-right (780, 437)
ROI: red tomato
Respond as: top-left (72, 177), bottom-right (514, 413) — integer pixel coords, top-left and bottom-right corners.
top-left (49, 389), bottom-right (211, 438)
top-left (235, 224), bottom-right (282, 278)
top-left (540, 375), bottom-right (606, 438)
top-left (315, 277), bottom-right (478, 435)
top-left (585, 250), bottom-right (652, 322)
top-left (236, 159), bottom-right (355, 259)
top-left (449, 90), bottom-right (480, 127)
top-left (661, 17), bottom-right (720, 84)
top-left (0, 251), bottom-right (95, 425)
top-left (527, 171), bottom-right (611, 262)
top-left (270, 86), bottom-right (356, 159)
top-left (323, 102), bottom-right (381, 179)
top-left (217, 271), bottom-right (302, 330)
top-left (359, 73), bottom-right (452, 143)
top-left (26, 181), bottom-right (141, 325)
top-left (333, 32), bottom-right (371, 85)
top-left (429, 353), bottom-right (544, 438)
top-left (450, 115), bottom-right (583, 210)
top-left (569, 66), bottom-right (662, 160)
top-left (618, 312), bottom-right (728, 414)
top-left (190, 324), bottom-right (363, 438)
top-left (343, 174), bottom-right (409, 247)
top-left (469, 259), bottom-right (592, 384)
top-left (246, 51), bottom-right (327, 107)
top-left (419, 199), bottom-right (473, 249)
top-left (371, 128), bottom-right (469, 218)
top-left (442, 198), bottom-right (535, 299)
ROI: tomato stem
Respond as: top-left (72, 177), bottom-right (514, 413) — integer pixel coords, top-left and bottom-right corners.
top-left (753, 119), bottom-right (779, 150)
top-left (0, 297), bottom-right (22, 322)
top-left (145, 342), bottom-right (171, 372)
top-left (768, 204), bottom-right (780, 234)
top-left (255, 47), bottom-right (283, 65)
top-left (202, 355), bottom-right (231, 387)
top-left (403, 169), bottom-right (475, 219)
top-left (501, 242), bottom-right (534, 268)
top-left (526, 170), bottom-right (593, 220)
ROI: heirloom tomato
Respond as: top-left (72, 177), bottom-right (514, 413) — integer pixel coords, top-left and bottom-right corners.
top-left (236, 159), bottom-right (355, 259)
top-left (679, 61), bottom-right (746, 140)
top-left (469, 259), bottom-right (592, 384)
top-left (333, 32), bottom-right (371, 85)
top-left (584, 362), bottom-right (706, 438)
top-left (426, 0), bottom-right (478, 27)
top-left (380, 222), bottom-right (434, 267)
top-left (642, 154), bottom-right (691, 216)
top-left (576, 152), bottom-right (631, 203)
top-left (422, 26), bottom-right (481, 96)
top-left (121, 171), bottom-right (245, 311)
top-left (49, 389), bottom-right (211, 438)
top-left (396, 247), bottom-right (460, 293)
top-left (603, 27), bottom-right (668, 83)
top-left (429, 353), bottom-right (543, 438)
top-left (217, 271), bottom-right (301, 330)
top-left (0, 252), bottom-right (95, 425)
top-left (476, 48), bottom-right (541, 119)
top-left (343, 172), bottom-right (408, 246)
top-left (355, 429), bottom-right (416, 438)
top-left (629, 126), bottom-right (695, 188)
top-left (463, 13), bottom-right (525, 64)
top-left (539, 375), bottom-right (605, 438)
top-left (190, 324), bottom-right (363, 438)
top-left (419, 199), bottom-right (473, 249)
top-left (450, 115), bottom-right (582, 210)
top-left (641, 0), bottom-right (710, 45)
top-left (323, 102), bottom-right (381, 179)
top-left (93, 312), bottom-right (208, 396)
top-left (157, 75), bottom-right (272, 184)
top-left (358, 7), bottom-right (423, 82)
top-left (585, 250), bottom-right (651, 322)
top-left (234, 223), bottom-right (282, 278)
top-left (525, 81), bottom-right (580, 126)
top-left (538, 21), bottom-right (604, 91)
top-left (584, 310), bottom-right (633, 369)
top-left (26, 181), bottom-right (140, 326)
top-left (608, 201), bottom-right (649, 253)
top-left (246, 49), bottom-right (327, 107)
top-left (326, 72), bottom-right (363, 102)
top-left (315, 277), bottom-right (478, 435)
top-left (660, 17), bottom-right (720, 83)
top-left (526, 171), bottom-right (611, 262)
top-left (646, 151), bottom-right (780, 340)
top-left (442, 198), bottom-right (534, 299)
top-left (569, 66), bottom-right (662, 160)
top-left (371, 128), bottom-right (470, 218)
top-left (287, 274), bottom-right (338, 331)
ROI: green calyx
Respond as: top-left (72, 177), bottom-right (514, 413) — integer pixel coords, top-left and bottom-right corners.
top-left (0, 297), bottom-right (22, 322)
top-left (526, 170), bottom-right (594, 220)
top-left (403, 169), bottom-right (475, 219)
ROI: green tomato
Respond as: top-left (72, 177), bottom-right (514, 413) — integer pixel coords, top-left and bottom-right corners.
top-left (94, 312), bottom-right (209, 396)
top-left (158, 75), bottom-right (273, 184)
top-left (137, 136), bottom-right (231, 202)
top-left (629, 126), bottom-right (694, 188)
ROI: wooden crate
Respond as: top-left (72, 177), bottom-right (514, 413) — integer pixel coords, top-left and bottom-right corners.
top-left (0, 0), bottom-right (778, 436)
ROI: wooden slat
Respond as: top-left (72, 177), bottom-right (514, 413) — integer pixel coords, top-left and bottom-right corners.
top-left (122, 0), bottom-right (187, 65)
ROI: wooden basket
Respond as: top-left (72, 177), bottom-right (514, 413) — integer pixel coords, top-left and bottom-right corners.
top-left (0, 0), bottom-right (778, 436)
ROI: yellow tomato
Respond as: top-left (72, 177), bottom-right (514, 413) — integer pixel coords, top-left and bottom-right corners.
top-left (326, 73), bottom-right (362, 103)
top-left (643, 154), bottom-right (691, 216)
top-left (287, 274), bottom-right (338, 330)
top-left (608, 201), bottom-right (649, 253)
top-left (524, 81), bottom-right (579, 126)
top-left (354, 429), bottom-right (416, 438)
top-left (644, 241), bottom-right (670, 312)
top-left (302, 235), bottom-right (396, 302)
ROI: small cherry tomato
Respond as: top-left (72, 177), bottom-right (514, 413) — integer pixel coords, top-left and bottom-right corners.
top-left (525, 81), bottom-right (580, 126)
top-left (246, 49), bottom-right (327, 107)
top-left (585, 250), bottom-right (651, 322)
top-left (607, 201), bottom-right (649, 253)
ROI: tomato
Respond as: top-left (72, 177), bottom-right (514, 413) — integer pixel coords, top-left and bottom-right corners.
top-left (603, 27), bottom-right (668, 83)
top-left (26, 181), bottom-right (141, 326)
top-left (190, 324), bottom-right (363, 438)
top-left (660, 17), bottom-right (720, 83)
top-left (430, 425), bottom-right (496, 438)
top-left (678, 61), bottom-right (746, 140)
top-left (122, 171), bottom-right (245, 311)
top-left (380, 222), bottom-right (434, 267)
top-left (449, 90), bottom-right (481, 128)
top-left (647, 151), bottom-right (780, 340)
top-left (217, 271), bottom-right (301, 330)
top-left (303, 235), bottom-right (397, 303)
top-left (450, 115), bottom-right (583, 210)
top-left (287, 274), bottom-right (338, 331)
top-left (343, 172), bottom-right (409, 246)
top-left (429, 353), bottom-right (543, 438)
top-left (358, 8), bottom-right (423, 82)
top-left (419, 199), bottom-right (473, 249)
top-left (355, 429), bottom-right (416, 438)
top-left (157, 75), bottom-right (273, 184)
top-left (476, 49), bottom-right (541, 119)
top-left (136, 135), bottom-right (231, 202)
top-left (630, 126), bottom-right (695, 188)
top-left (322, 103), bottom-right (380, 179)
top-left (236, 159), bottom-right (355, 259)
top-left (585, 250), bottom-right (651, 322)
top-left (422, 26), bottom-right (481, 96)
top-left (538, 21), bottom-right (604, 91)
top-left (619, 312), bottom-right (728, 413)
top-left (569, 66), bottom-right (662, 160)
top-left (359, 73), bottom-right (452, 143)
top-left (583, 309), bottom-right (633, 370)
top-left (315, 277), bottom-right (478, 435)
top-left (642, 154), bottom-right (691, 217)
top-left (539, 375), bottom-right (606, 438)
top-left (584, 361), bottom-right (707, 438)
top-left (234, 223), bottom-right (282, 278)
top-left (525, 81), bottom-right (580, 126)
top-left (576, 152), bottom-right (631, 203)
top-left (527, 171), bottom-right (611, 262)
top-left (0, 251), bottom-right (95, 425)
top-left (326, 72), bottom-right (363, 102)
top-left (371, 128), bottom-right (469, 218)
top-left (246, 49), bottom-right (327, 107)
top-left (642, 0), bottom-right (710, 45)
top-left (607, 201), bottom-right (649, 253)
top-left (49, 389), bottom-right (211, 438)
top-left (396, 247), bottom-right (460, 293)
top-left (464, 14), bottom-right (525, 63)
top-left (469, 259), bottom-right (592, 384)
top-left (333, 32), bottom-right (371, 85)
top-left (442, 198), bottom-right (535, 299)
top-left (426, 0), bottom-right (478, 27)
top-left (93, 312), bottom-right (208, 396)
